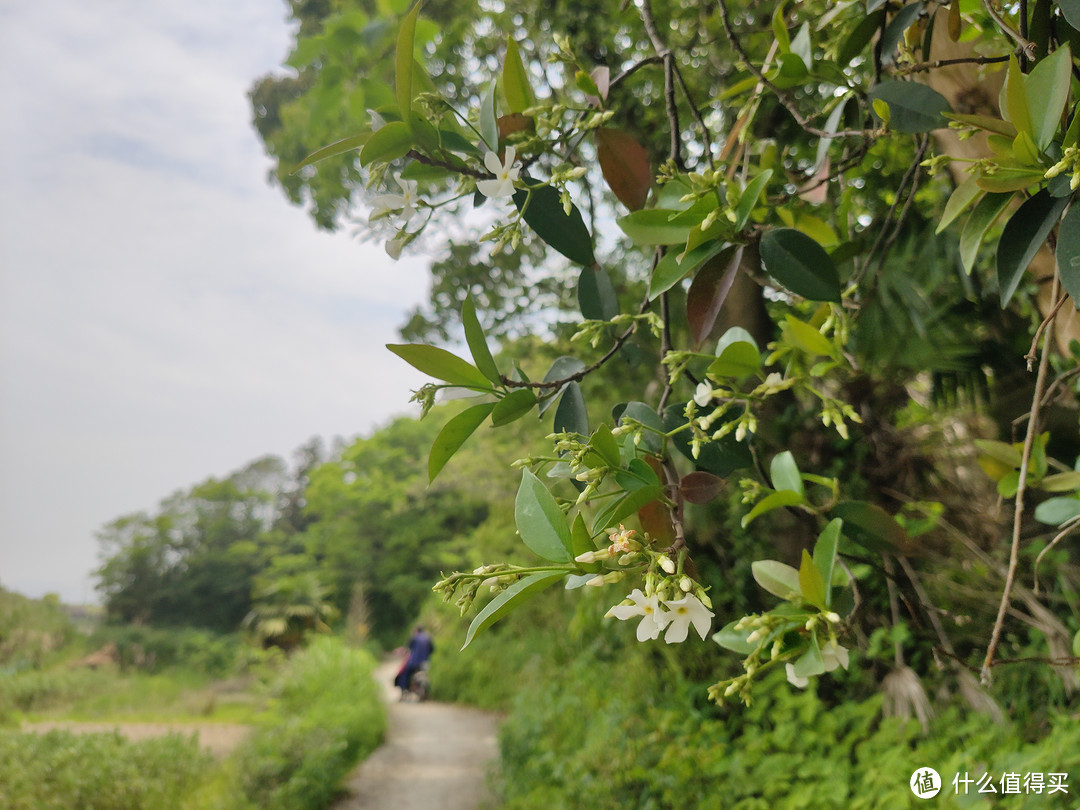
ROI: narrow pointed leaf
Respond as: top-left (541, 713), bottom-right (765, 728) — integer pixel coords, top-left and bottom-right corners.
top-left (429, 402), bottom-right (494, 481)
top-left (480, 80), bottom-right (498, 151)
top-left (617, 209), bottom-right (692, 245)
top-left (997, 189), bottom-right (1068, 306)
top-left (1026, 46), bottom-right (1070, 149)
top-left (387, 344), bottom-right (492, 388)
top-left (578, 266), bottom-right (618, 320)
top-left (1004, 55), bottom-right (1034, 138)
top-left (553, 381), bottom-right (588, 436)
top-left (959, 192), bottom-right (1012, 273)
top-left (812, 518), bottom-right (842, 607)
top-left (595, 128), bottom-right (652, 211)
top-left (741, 490), bottom-right (806, 528)
top-left (759, 228), bottom-right (841, 302)
top-left (1034, 497), bottom-right (1080, 525)
top-left (359, 121), bottom-right (413, 166)
top-left (942, 112), bottom-right (1017, 138)
top-left (1054, 202), bottom-right (1080, 306)
top-left (714, 620), bottom-right (756, 653)
top-left (650, 240), bottom-right (727, 298)
top-left (830, 501), bottom-right (909, 552)
top-left (752, 560), bottom-right (802, 600)
top-left (792, 637), bottom-right (826, 678)
top-left (294, 133), bottom-right (372, 172)
top-left (462, 571), bottom-right (565, 649)
top-left (594, 485), bottom-right (663, 531)
top-left (515, 469), bottom-right (574, 562)
top-left (733, 170), bottom-right (772, 231)
top-left (503, 37), bottom-right (534, 114)
top-left (770, 450), bottom-right (804, 496)
top-left (491, 388), bottom-right (538, 426)
top-left (687, 245), bottom-right (743, 346)
top-left (513, 186), bottom-right (595, 266)
top-left (799, 549), bottom-right (827, 608)
top-left (936, 176), bottom-right (983, 234)
top-left (462, 294), bottom-right (501, 384)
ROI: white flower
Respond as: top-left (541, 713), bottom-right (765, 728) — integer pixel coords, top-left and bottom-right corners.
top-left (370, 176), bottom-right (420, 224)
top-left (821, 639), bottom-right (850, 672)
top-left (694, 382), bottom-right (713, 407)
top-left (385, 235), bottom-right (405, 260)
top-left (476, 146), bottom-right (520, 198)
top-left (607, 589), bottom-right (669, 642)
top-left (786, 663), bottom-right (809, 689)
top-left (661, 594), bottom-right (714, 643)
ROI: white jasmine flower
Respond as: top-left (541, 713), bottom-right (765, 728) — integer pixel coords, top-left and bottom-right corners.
top-left (821, 639), bottom-right (850, 671)
top-left (661, 594), bottom-right (714, 643)
top-left (607, 589), bottom-right (669, 641)
top-left (385, 235), bottom-right (406, 260)
top-left (694, 382), bottom-right (713, 407)
top-left (786, 663), bottom-right (809, 688)
top-left (370, 176), bottom-right (420, 224)
top-left (477, 146), bottom-right (520, 198)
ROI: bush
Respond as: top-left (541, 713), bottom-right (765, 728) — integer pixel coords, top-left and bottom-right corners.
top-left (0, 728), bottom-right (210, 810)
top-left (0, 667), bottom-right (112, 722)
top-left (88, 625), bottom-right (248, 676)
top-left (226, 636), bottom-right (386, 810)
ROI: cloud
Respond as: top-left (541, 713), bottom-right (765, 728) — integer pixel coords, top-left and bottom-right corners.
top-left (0, 0), bottom-right (434, 602)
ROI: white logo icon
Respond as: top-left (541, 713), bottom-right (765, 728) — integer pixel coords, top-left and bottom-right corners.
top-left (911, 767), bottom-right (942, 799)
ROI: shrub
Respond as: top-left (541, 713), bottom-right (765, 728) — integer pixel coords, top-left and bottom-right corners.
top-left (0, 728), bottom-right (210, 810)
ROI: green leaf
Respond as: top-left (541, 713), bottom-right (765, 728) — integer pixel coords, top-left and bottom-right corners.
top-left (742, 490), bottom-right (806, 528)
top-left (734, 171), bottom-right (772, 231)
top-left (513, 186), bottom-right (595, 266)
top-left (462, 571), bottom-right (565, 649)
top-left (570, 513), bottom-right (597, 567)
top-left (1004, 55), bottom-right (1034, 139)
top-left (594, 486), bottom-right (663, 531)
top-left (359, 121), bottom-right (414, 166)
top-left (614, 458), bottom-right (660, 492)
top-left (665, 402), bottom-right (753, 477)
top-left (617, 209), bottom-right (692, 245)
top-left (1028, 44), bottom-right (1072, 146)
top-left (936, 176), bottom-right (984, 234)
top-left (838, 10), bottom-right (886, 66)
top-left (799, 549), bottom-right (827, 608)
top-left (869, 80), bottom-right (952, 133)
top-left (578, 266), bottom-right (618, 320)
top-left (942, 112), bottom-right (1018, 138)
top-left (687, 245), bottom-right (743, 346)
top-left (294, 133), bottom-right (372, 172)
top-left (1041, 470), bottom-right (1080, 491)
top-left (492, 388), bottom-right (538, 426)
top-left (1054, 203), bottom-right (1080, 306)
top-left (708, 326), bottom-right (761, 378)
top-left (503, 37), bottom-right (534, 114)
top-left (617, 402), bottom-right (665, 455)
top-left (792, 637), bottom-right (826, 678)
top-left (760, 228), bottom-right (841, 302)
top-left (553, 381), bottom-right (588, 436)
top-left (880, 2), bottom-right (922, 65)
top-left (589, 424), bottom-right (623, 467)
top-left (515, 469), bottom-right (574, 562)
top-left (772, 4), bottom-right (791, 53)
top-left (770, 451), bottom-right (805, 496)
top-left (812, 519), bottom-right (842, 607)
top-left (395, 3), bottom-right (420, 129)
top-left (387, 344), bottom-right (492, 388)
top-left (429, 403), bottom-right (494, 481)
top-left (751, 560), bottom-right (802, 600)
top-left (479, 80), bottom-right (498, 151)
top-left (830, 501), bottom-right (908, 552)
top-left (997, 189), bottom-right (1069, 306)
top-left (1033, 496), bottom-right (1080, 525)
top-left (462, 294), bottom-right (501, 384)
top-left (1061, 0), bottom-right (1080, 29)
top-left (959, 192), bottom-right (1013, 274)
top-left (713, 620), bottom-right (756, 654)
top-left (650, 240), bottom-right (727, 298)
top-left (815, 97), bottom-right (851, 170)
top-left (781, 315), bottom-right (836, 357)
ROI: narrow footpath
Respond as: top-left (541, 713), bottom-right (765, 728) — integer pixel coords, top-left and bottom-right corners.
top-left (332, 659), bottom-right (500, 810)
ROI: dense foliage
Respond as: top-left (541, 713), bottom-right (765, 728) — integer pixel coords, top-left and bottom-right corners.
top-left (249, 0), bottom-right (1080, 718)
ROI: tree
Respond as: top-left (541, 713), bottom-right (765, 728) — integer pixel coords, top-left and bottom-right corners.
top-left (254, 0), bottom-right (1080, 714)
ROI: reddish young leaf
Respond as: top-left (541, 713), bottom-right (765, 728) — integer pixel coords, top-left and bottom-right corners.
top-left (595, 128), bottom-right (651, 211)
top-left (638, 499), bottom-right (676, 544)
top-left (686, 244), bottom-right (743, 347)
top-left (497, 113), bottom-right (533, 141)
top-left (679, 471), bottom-right (725, 504)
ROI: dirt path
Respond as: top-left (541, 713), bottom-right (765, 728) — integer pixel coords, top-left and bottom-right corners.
top-left (19, 720), bottom-right (250, 758)
top-left (332, 659), bottom-right (500, 810)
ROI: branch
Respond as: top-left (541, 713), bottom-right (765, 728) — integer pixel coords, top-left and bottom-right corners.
top-left (981, 264), bottom-right (1061, 686)
top-left (405, 149), bottom-right (489, 179)
top-left (898, 54), bottom-right (1009, 74)
top-left (982, 0), bottom-right (1036, 60)
top-left (1033, 515), bottom-right (1080, 594)
top-left (637, 0), bottom-right (686, 170)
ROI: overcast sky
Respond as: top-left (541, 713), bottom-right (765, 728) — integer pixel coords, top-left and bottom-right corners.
top-left (0, 1), bottom-right (432, 603)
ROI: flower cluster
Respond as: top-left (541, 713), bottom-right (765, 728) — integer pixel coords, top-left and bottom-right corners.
top-left (785, 639), bottom-right (850, 688)
top-left (607, 588), bottom-right (714, 643)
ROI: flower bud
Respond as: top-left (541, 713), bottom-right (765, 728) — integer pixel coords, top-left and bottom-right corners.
top-left (658, 555), bottom-right (677, 574)
top-left (679, 576), bottom-right (693, 593)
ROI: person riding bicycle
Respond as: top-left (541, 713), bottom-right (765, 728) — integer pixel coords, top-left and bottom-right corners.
top-left (394, 625), bottom-right (434, 698)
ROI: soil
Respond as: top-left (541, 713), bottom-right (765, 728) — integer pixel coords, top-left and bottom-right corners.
top-left (19, 720), bottom-right (251, 758)
top-left (332, 659), bottom-right (500, 810)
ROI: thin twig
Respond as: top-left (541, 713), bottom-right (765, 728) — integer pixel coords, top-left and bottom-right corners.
top-left (1026, 292), bottom-right (1069, 369)
top-left (671, 61), bottom-right (716, 170)
top-left (609, 55), bottom-right (664, 91)
top-left (981, 265), bottom-right (1061, 685)
top-left (898, 55), bottom-right (1010, 74)
top-left (405, 150), bottom-right (488, 179)
top-left (883, 555), bottom-right (904, 668)
top-left (981, 0), bottom-right (1036, 59)
top-left (715, 0), bottom-right (875, 139)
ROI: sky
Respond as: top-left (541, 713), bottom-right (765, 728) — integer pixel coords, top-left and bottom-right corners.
top-left (0, 1), bottom-right (433, 604)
